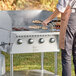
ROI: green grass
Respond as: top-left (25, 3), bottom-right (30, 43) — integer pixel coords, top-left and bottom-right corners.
top-left (2, 51), bottom-right (75, 76)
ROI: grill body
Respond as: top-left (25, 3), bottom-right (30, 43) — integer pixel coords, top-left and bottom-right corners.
top-left (0, 10), bottom-right (60, 76)
top-left (0, 10), bottom-right (60, 54)
top-left (9, 31), bottom-right (59, 54)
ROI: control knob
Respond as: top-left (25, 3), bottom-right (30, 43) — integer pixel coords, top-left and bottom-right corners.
top-left (50, 38), bottom-right (55, 43)
top-left (39, 38), bottom-right (45, 43)
top-left (28, 39), bottom-right (34, 44)
top-left (17, 39), bottom-right (23, 44)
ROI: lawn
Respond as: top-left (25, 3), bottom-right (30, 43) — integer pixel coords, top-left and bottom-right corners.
top-left (2, 51), bottom-right (75, 76)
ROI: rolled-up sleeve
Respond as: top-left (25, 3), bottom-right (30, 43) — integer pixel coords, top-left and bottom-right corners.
top-left (57, 0), bottom-right (70, 13)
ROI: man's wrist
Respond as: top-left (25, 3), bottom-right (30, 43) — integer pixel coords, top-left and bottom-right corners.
top-left (45, 18), bottom-right (51, 23)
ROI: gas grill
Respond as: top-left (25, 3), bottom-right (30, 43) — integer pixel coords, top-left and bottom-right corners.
top-left (0, 10), bottom-right (60, 76)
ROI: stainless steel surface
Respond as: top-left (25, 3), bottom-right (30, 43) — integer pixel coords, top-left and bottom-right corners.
top-left (55, 52), bottom-right (57, 75)
top-left (17, 39), bottom-right (23, 44)
top-left (50, 38), bottom-right (55, 43)
top-left (9, 31), bottom-right (59, 54)
top-left (0, 11), bottom-right (11, 52)
top-left (0, 11), bottom-right (12, 31)
top-left (0, 53), bottom-right (2, 76)
top-left (41, 53), bottom-right (44, 70)
top-left (8, 10), bottom-right (54, 32)
top-left (39, 38), bottom-right (45, 43)
top-left (3, 70), bottom-right (58, 76)
top-left (28, 39), bottom-right (34, 44)
top-left (0, 10), bottom-right (60, 53)
top-left (10, 54), bottom-right (13, 76)
top-left (0, 29), bottom-right (11, 52)
top-left (0, 10), bottom-right (60, 76)
top-left (0, 53), bottom-right (5, 75)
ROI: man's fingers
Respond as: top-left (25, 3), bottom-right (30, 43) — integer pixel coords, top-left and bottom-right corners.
top-left (42, 22), bottom-right (47, 26)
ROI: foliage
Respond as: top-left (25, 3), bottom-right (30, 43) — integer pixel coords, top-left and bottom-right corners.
top-left (0, 0), bottom-right (58, 11)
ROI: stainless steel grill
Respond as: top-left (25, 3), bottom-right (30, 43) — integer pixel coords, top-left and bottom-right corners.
top-left (0, 10), bottom-right (60, 76)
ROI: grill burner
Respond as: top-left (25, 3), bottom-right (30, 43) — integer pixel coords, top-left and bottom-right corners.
top-left (12, 22), bottom-right (60, 32)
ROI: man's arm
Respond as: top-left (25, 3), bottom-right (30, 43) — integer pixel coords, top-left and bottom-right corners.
top-left (42, 0), bottom-right (71, 26)
top-left (42, 8), bottom-right (61, 26)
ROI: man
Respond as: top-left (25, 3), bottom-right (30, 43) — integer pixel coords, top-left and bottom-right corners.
top-left (42, 0), bottom-right (76, 76)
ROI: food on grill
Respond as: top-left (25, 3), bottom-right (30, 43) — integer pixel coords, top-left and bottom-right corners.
top-left (29, 25), bottom-right (41, 29)
top-left (12, 27), bottom-right (29, 31)
top-left (32, 20), bottom-right (42, 24)
top-left (42, 26), bottom-right (48, 30)
top-left (55, 22), bottom-right (60, 30)
top-left (29, 25), bottom-right (48, 30)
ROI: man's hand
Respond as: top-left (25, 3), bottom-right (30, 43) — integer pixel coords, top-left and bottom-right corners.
top-left (42, 8), bottom-right (61, 26)
top-left (42, 19), bottom-right (49, 26)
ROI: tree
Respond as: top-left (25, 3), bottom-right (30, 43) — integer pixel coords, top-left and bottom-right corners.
top-left (40, 0), bottom-right (50, 4)
top-left (12, 0), bottom-right (18, 5)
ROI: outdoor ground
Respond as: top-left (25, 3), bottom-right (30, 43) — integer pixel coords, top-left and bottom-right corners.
top-left (2, 51), bottom-right (75, 76)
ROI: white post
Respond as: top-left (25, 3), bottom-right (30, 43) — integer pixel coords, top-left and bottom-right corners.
top-left (0, 51), bottom-right (2, 76)
top-left (10, 54), bottom-right (14, 76)
top-left (41, 52), bottom-right (44, 70)
top-left (55, 52), bottom-right (58, 76)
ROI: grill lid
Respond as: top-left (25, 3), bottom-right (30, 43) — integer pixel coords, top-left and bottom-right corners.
top-left (0, 11), bottom-right (12, 31)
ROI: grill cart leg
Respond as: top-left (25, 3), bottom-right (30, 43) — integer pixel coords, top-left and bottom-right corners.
top-left (0, 51), bottom-right (2, 76)
top-left (10, 54), bottom-right (14, 76)
top-left (41, 52), bottom-right (44, 70)
top-left (55, 52), bottom-right (58, 76)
